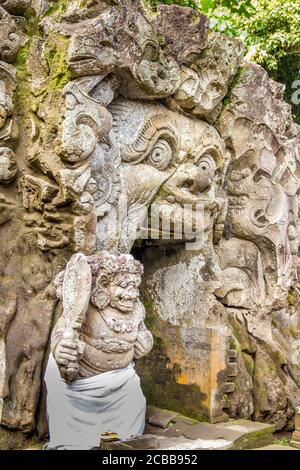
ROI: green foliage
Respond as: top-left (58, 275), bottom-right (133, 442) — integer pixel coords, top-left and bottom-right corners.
top-left (147, 0), bottom-right (300, 121)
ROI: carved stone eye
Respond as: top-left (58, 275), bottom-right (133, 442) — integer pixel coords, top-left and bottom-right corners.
top-left (197, 154), bottom-right (216, 178)
top-left (147, 139), bottom-right (173, 170)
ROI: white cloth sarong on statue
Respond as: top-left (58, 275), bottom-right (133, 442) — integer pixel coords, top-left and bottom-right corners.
top-left (44, 354), bottom-right (146, 450)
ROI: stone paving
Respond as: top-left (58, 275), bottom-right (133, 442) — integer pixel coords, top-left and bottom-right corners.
top-left (101, 406), bottom-right (278, 451)
top-left (20, 406), bottom-right (300, 451)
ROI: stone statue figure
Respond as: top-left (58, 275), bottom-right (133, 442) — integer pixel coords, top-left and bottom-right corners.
top-left (44, 251), bottom-right (153, 450)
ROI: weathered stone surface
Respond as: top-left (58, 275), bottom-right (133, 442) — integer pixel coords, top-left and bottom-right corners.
top-left (0, 0), bottom-right (299, 440)
top-left (0, 7), bottom-right (21, 63)
top-left (291, 408), bottom-right (300, 448)
top-left (100, 412), bottom-right (275, 451)
top-left (256, 445), bottom-right (297, 451)
top-left (0, 0), bottom-right (30, 15)
top-left (147, 405), bottom-right (180, 429)
top-left (155, 4), bottom-right (209, 64)
top-left (0, 425), bottom-right (41, 450)
top-left (51, 252), bottom-right (153, 383)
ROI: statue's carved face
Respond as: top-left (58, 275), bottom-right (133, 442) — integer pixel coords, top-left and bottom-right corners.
top-left (225, 132), bottom-right (300, 293)
top-left (108, 99), bottom-right (225, 246)
top-left (109, 273), bottom-right (140, 313)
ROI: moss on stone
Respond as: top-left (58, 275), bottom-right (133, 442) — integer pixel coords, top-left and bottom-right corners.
top-left (45, 5), bottom-right (60, 17)
top-left (0, 425), bottom-right (42, 450)
top-left (137, 355), bottom-right (208, 421)
top-left (230, 335), bottom-right (241, 354)
top-left (221, 66), bottom-right (246, 111)
top-left (80, 0), bottom-right (88, 8)
top-left (44, 35), bottom-right (71, 90)
top-left (15, 43), bottom-right (30, 71)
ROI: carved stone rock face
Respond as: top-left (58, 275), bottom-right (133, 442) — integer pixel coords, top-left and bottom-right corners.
top-left (155, 4), bottom-right (209, 63)
top-left (0, 0), bottom-right (30, 14)
top-left (226, 140), bottom-right (299, 256)
top-left (217, 65), bottom-right (300, 309)
top-left (0, 0), bottom-right (300, 440)
top-left (0, 147), bottom-right (16, 182)
top-left (51, 251), bottom-right (153, 381)
top-left (169, 34), bottom-right (244, 118)
top-left (0, 7), bottom-right (20, 63)
top-left (61, 0), bottom-right (112, 23)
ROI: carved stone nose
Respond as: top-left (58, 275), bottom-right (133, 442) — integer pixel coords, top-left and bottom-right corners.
top-left (173, 164), bottom-right (212, 194)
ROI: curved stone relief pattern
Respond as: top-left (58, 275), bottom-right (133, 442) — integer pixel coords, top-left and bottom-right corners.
top-left (0, 0), bottom-right (300, 437)
top-left (0, 6), bottom-right (20, 425)
top-left (216, 63), bottom-right (300, 428)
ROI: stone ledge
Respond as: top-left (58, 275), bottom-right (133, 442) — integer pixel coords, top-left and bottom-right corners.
top-left (100, 408), bottom-right (276, 451)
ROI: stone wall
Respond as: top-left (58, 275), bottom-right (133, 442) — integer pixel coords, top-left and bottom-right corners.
top-left (0, 0), bottom-right (299, 439)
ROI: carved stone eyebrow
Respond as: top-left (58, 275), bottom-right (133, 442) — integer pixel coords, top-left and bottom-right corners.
top-left (109, 101), bottom-right (179, 164)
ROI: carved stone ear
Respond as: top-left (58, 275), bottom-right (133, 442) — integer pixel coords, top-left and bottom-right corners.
top-left (91, 285), bottom-right (110, 310)
top-left (90, 271), bottom-right (111, 309)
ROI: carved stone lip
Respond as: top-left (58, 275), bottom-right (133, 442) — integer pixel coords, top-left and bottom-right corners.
top-left (69, 54), bottom-right (97, 64)
top-left (119, 302), bottom-right (134, 309)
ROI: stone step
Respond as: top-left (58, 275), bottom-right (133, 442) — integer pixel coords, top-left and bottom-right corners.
top-left (256, 445), bottom-right (298, 451)
top-left (101, 408), bottom-right (276, 451)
